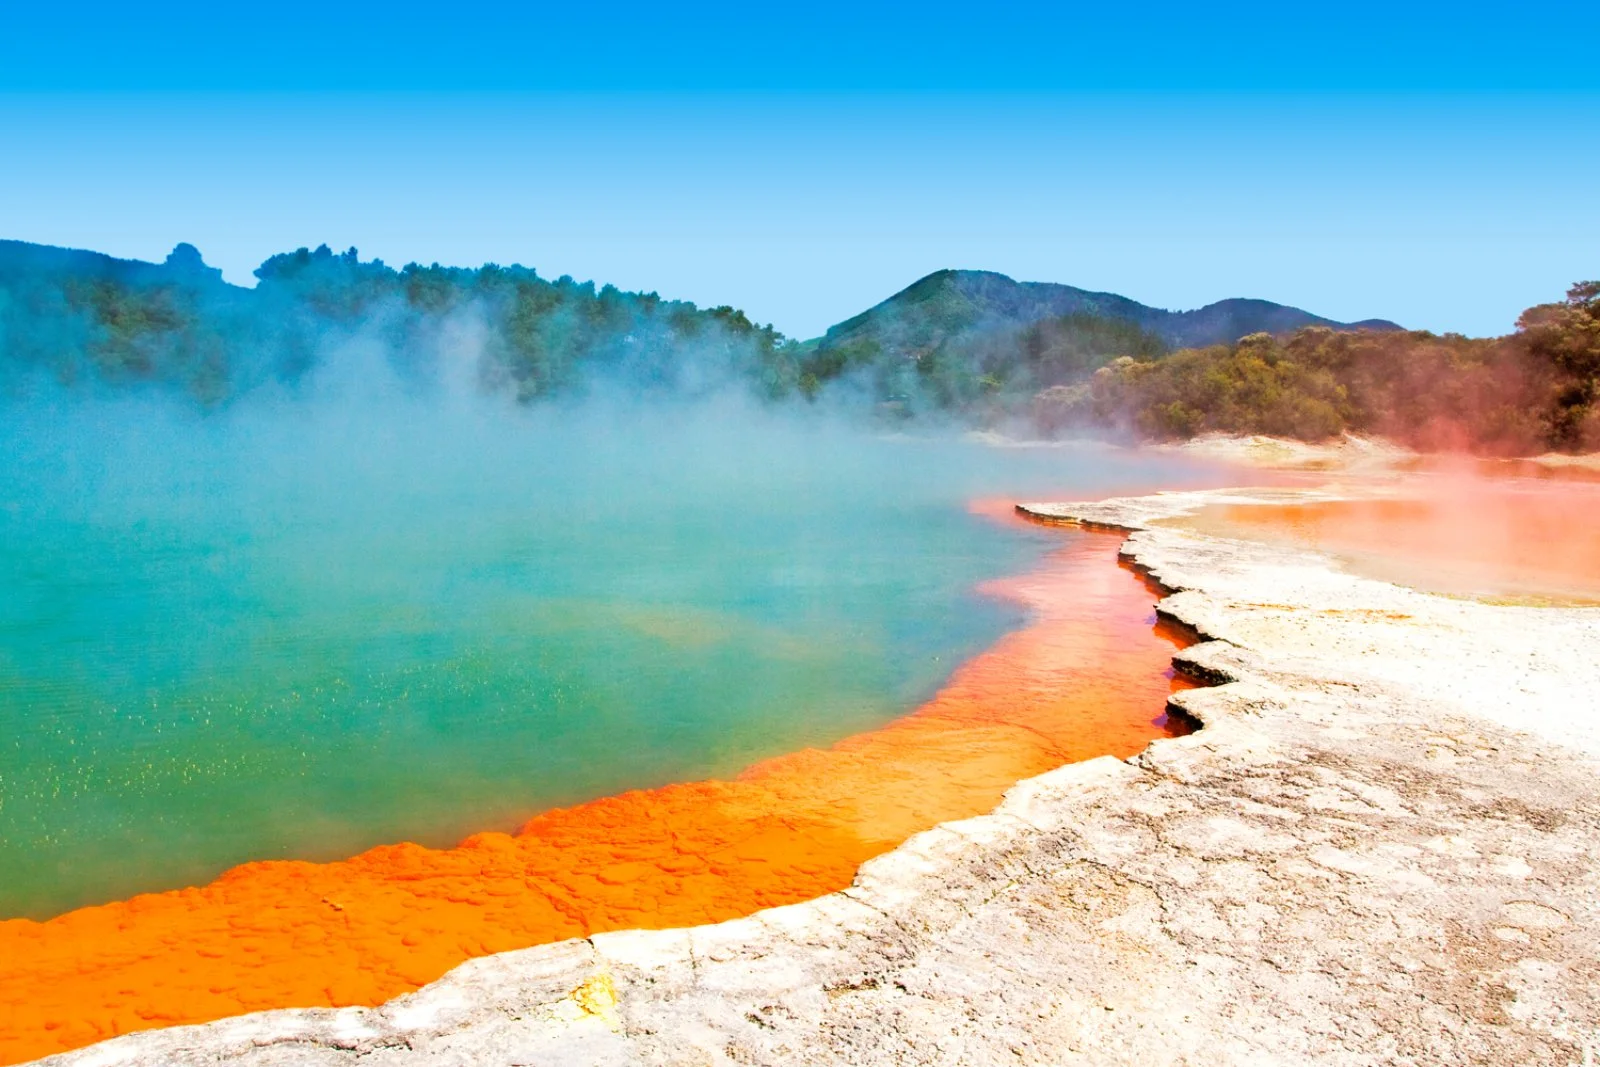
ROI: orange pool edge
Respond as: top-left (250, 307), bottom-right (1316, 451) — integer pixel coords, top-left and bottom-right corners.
top-left (0, 523), bottom-right (1194, 1065)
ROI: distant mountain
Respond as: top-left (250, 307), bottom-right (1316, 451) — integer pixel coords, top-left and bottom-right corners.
top-left (0, 239), bottom-right (787, 404)
top-left (813, 269), bottom-right (1400, 356)
top-left (0, 239), bottom-right (227, 289)
top-left (791, 269), bottom-right (1400, 414)
top-left (1160, 298), bottom-right (1402, 348)
top-left (0, 240), bottom-right (1402, 420)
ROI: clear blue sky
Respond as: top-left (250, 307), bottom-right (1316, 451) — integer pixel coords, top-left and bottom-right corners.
top-left (1, 1), bottom-right (1595, 338)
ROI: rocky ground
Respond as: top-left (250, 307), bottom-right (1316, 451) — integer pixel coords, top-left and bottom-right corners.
top-left (40, 487), bottom-right (1600, 1067)
top-left (1154, 432), bottom-right (1419, 472)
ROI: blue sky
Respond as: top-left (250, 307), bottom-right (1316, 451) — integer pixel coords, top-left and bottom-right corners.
top-left (1, 2), bottom-right (1595, 338)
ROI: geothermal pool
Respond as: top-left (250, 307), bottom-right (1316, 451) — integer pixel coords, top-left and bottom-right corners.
top-left (0, 405), bottom-right (1078, 918)
top-left (1169, 476), bottom-right (1600, 603)
top-left (0, 400), bottom-right (1230, 1060)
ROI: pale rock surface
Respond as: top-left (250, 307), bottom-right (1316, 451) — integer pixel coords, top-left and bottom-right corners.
top-left (1529, 451), bottom-right (1600, 474)
top-left (1153, 433), bottom-right (1417, 472)
top-left (37, 487), bottom-right (1600, 1067)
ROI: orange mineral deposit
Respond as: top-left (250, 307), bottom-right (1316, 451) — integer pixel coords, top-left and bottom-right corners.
top-left (1171, 475), bottom-right (1600, 603)
top-left (0, 526), bottom-right (1190, 1064)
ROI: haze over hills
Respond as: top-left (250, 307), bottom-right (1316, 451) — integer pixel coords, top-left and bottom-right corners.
top-left (0, 240), bottom-right (1399, 416)
top-left (7, 238), bottom-right (1594, 457)
top-left (789, 268), bottom-right (1401, 415)
top-left (0, 238), bottom-right (792, 404)
top-left (813, 268), bottom-right (1401, 355)
top-left (0, 239), bottom-right (224, 288)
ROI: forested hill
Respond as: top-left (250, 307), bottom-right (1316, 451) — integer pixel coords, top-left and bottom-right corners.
top-left (0, 239), bottom-right (225, 288)
top-left (815, 269), bottom-right (1399, 354)
top-left (0, 240), bottom-right (792, 404)
top-left (0, 242), bottom-right (1401, 415)
top-left (1041, 280), bottom-right (1600, 455)
top-left (12, 239), bottom-right (1594, 457)
top-left (785, 269), bottom-right (1400, 416)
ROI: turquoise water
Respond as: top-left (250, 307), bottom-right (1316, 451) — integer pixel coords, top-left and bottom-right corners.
top-left (0, 400), bottom-right (1214, 918)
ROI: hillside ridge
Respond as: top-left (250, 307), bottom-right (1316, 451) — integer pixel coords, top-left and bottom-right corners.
top-left (818, 268), bottom-right (1401, 351)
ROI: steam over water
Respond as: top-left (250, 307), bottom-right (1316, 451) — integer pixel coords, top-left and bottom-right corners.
top-left (0, 395), bottom-right (1215, 919)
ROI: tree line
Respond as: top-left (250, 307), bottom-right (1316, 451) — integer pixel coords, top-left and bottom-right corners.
top-left (4, 240), bottom-right (1595, 454)
top-left (1034, 282), bottom-right (1600, 454)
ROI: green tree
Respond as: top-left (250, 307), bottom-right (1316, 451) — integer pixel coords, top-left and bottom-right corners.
top-left (1518, 281), bottom-right (1600, 448)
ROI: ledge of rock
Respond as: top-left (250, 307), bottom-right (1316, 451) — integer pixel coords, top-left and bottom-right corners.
top-left (40, 488), bottom-right (1600, 1067)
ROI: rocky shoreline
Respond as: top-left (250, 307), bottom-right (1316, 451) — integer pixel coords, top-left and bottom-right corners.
top-left (37, 486), bottom-right (1600, 1066)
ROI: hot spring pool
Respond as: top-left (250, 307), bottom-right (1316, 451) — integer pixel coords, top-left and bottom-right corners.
top-left (0, 400), bottom-right (1217, 919)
